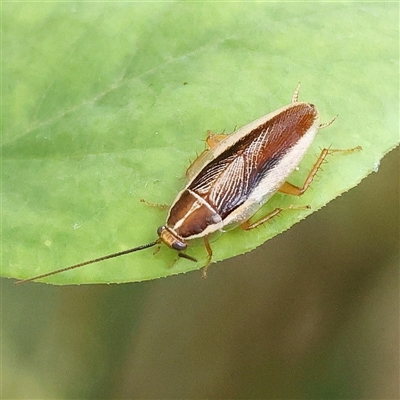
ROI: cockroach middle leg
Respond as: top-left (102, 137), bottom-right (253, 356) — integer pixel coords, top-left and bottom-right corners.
top-left (241, 205), bottom-right (310, 231)
top-left (278, 146), bottom-right (362, 196)
top-left (201, 236), bottom-right (213, 279)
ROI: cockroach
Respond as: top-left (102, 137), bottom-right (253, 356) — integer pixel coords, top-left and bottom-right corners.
top-left (16, 85), bottom-right (360, 284)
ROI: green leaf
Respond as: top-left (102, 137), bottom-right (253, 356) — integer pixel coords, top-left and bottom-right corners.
top-left (2, 2), bottom-right (398, 284)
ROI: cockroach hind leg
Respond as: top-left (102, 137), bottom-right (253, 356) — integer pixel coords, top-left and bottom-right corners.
top-left (327, 146), bottom-right (362, 154)
top-left (241, 205), bottom-right (310, 231)
top-left (140, 198), bottom-right (169, 210)
top-left (278, 146), bottom-right (362, 197)
top-left (278, 181), bottom-right (305, 196)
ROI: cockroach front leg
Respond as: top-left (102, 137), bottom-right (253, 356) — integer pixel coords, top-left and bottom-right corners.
top-left (140, 199), bottom-right (169, 210)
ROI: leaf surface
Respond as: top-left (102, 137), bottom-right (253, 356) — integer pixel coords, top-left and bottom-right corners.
top-left (2, 2), bottom-right (398, 284)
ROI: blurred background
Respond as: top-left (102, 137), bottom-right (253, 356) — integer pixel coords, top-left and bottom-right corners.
top-left (2, 148), bottom-right (398, 398)
top-left (2, 2), bottom-right (398, 399)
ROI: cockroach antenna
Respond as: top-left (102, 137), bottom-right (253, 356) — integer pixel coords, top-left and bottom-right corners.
top-left (15, 239), bottom-right (160, 284)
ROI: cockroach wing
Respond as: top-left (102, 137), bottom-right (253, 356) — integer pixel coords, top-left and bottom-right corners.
top-left (189, 103), bottom-right (318, 220)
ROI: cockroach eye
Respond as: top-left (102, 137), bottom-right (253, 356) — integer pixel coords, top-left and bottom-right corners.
top-left (171, 241), bottom-right (187, 251)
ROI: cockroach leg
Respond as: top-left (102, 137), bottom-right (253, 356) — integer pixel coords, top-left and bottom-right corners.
top-left (240, 205), bottom-right (310, 231)
top-left (278, 146), bottom-right (362, 196)
top-left (319, 116), bottom-right (337, 129)
top-left (205, 130), bottom-right (229, 148)
top-left (171, 252), bottom-right (197, 270)
top-left (169, 255), bottom-right (178, 268)
top-left (178, 253), bottom-right (197, 263)
top-left (291, 82), bottom-right (301, 103)
top-left (186, 150), bottom-right (210, 178)
top-left (152, 245), bottom-right (161, 255)
top-left (186, 130), bottom-right (229, 179)
top-left (140, 199), bottom-right (169, 210)
top-left (185, 133), bottom-right (216, 178)
top-left (201, 236), bottom-right (213, 279)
